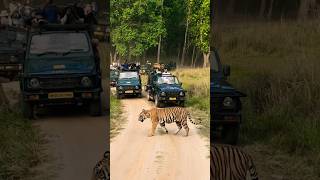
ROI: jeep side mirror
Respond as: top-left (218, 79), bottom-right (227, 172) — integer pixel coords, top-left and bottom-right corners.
top-left (223, 65), bottom-right (231, 77)
top-left (179, 82), bottom-right (183, 86)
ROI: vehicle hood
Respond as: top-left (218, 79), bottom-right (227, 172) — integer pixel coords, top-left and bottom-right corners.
top-left (158, 84), bottom-right (183, 93)
top-left (25, 56), bottom-right (95, 75)
top-left (117, 79), bottom-right (140, 86)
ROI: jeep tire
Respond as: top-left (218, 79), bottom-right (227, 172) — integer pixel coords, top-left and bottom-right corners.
top-left (90, 98), bottom-right (102, 116)
top-left (221, 124), bottom-right (240, 145)
top-left (155, 95), bottom-right (163, 108)
top-left (22, 101), bottom-right (34, 119)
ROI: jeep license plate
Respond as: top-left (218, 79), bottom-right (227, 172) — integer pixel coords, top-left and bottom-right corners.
top-left (125, 90), bottom-right (134, 93)
top-left (169, 97), bottom-right (176, 100)
top-left (48, 92), bottom-right (74, 99)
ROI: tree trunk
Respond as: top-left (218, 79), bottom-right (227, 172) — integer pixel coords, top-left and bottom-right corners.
top-left (267, 0), bottom-right (274, 20)
top-left (143, 51), bottom-right (146, 64)
top-left (299, 0), bottom-right (316, 20)
top-left (193, 50), bottom-right (199, 67)
top-left (203, 52), bottom-right (210, 68)
top-left (259, 0), bottom-right (266, 19)
top-left (191, 46), bottom-right (195, 67)
top-left (177, 44), bottom-right (181, 63)
top-left (226, 0), bottom-right (235, 17)
top-left (113, 51), bottom-right (117, 64)
top-left (157, 36), bottom-right (161, 63)
top-left (181, 23), bottom-right (188, 67)
top-left (127, 44), bottom-right (131, 62)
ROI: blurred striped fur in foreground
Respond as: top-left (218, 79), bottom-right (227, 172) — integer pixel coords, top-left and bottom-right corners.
top-left (211, 144), bottom-right (258, 180)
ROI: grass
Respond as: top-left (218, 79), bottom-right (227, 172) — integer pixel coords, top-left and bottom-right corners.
top-left (216, 20), bottom-right (320, 178)
top-left (110, 93), bottom-right (125, 139)
top-left (0, 107), bottom-right (47, 179)
top-left (172, 68), bottom-right (210, 138)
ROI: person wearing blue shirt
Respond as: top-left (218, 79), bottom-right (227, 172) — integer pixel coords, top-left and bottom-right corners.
top-left (42, 0), bottom-right (59, 23)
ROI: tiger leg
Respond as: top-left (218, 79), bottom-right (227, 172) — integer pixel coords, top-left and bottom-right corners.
top-left (175, 121), bottom-right (182, 135)
top-left (149, 120), bottom-right (158, 137)
top-left (160, 122), bottom-right (168, 133)
top-left (181, 120), bottom-right (189, 136)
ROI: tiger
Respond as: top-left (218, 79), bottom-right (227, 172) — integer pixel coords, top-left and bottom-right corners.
top-left (211, 144), bottom-right (258, 180)
top-left (91, 151), bottom-right (110, 180)
top-left (138, 107), bottom-right (200, 137)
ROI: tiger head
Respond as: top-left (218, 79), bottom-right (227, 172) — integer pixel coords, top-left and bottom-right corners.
top-left (138, 109), bottom-right (150, 122)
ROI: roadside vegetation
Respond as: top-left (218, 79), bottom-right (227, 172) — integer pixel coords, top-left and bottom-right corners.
top-left (172, 68), bottom-right (210, 138)
top-left (0, 107), bottom-right (47, 179)
top-left (110, 93), bottom-right (124, 139)
top-left (216, 21), bottom-right (320, 179)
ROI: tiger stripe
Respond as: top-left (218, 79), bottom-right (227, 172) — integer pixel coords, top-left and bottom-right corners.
top-left (211, 144), bottom-right (258, 180)
top-left (138, 107), bottom-right (200, 136)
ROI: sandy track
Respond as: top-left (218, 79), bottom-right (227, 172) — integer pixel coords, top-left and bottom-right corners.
top-left (1, 81), bottom-right (109, 180)
top-left (110, 98), bottom-right (209, 180)
top-left (33, 111), bottom-right (107, 180)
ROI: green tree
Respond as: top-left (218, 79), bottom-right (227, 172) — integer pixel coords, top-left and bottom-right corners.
top-left (111, 0), bottom-right (166, 61)
top-left (188, 0), bottom-right (210, 67)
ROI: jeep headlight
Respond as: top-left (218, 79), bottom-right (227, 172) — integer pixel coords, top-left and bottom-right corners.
top-left (29, 78), bottom-right (40, 89)
top-left (10, 56), bottom-right (18, 63)
top-left (223, 97), bottom-right (235, 108)
top-left (135, 86), bottom-right (139, 90)
top-left (179, 91), bottom-right (185, 96)
top-left (160, 92), bottom-right (166, 96)
top-left (81, 76), bottom-right (92, 87)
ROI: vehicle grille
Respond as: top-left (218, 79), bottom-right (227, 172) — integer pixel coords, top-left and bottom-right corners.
top-left (40, 78), bottom-right (80, 89)
top-left (123, 86), bottom-right (136, 90)
top-left (166, 92), bottom-right (179, 97)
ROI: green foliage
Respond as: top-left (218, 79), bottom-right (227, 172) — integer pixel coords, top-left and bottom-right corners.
top-left (187, 0), bottom-right (210, 53)
top-left (111, 0), bottom-right (166, 58)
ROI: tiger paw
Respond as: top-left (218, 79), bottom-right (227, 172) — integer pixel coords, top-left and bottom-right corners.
top-left (148, 133), bottom-right (154, 137)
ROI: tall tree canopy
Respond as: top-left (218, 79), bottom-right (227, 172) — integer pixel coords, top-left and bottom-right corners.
top-left (111, 0), bottom-right (165, 60)
top-left (110, 0), bottom-right (210, 67)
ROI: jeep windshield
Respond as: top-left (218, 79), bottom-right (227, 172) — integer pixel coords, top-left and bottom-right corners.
top-left (29, 32), bottom-right (90, 55)
top-left (25, 32), bottom-right (95, 74)
top-left (119, 72), bottom-right (139, 79)
top-left (157, 76), bottom-right (179, 85)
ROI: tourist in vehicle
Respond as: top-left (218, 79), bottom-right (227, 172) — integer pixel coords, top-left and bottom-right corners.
top-left (0, 10), bottom-right (11, 26)
top-left (42, 0), bottom-right (59, 23)
top-left (84, 4), bottom-right (97, 25)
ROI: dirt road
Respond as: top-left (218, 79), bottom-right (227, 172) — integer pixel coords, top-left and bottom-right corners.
top-left (1, 81), bottom-right (108, 180)
top-left (110, 97), bottom-right (209, 180)
top-left (33, 109), bottom-right (107, 180)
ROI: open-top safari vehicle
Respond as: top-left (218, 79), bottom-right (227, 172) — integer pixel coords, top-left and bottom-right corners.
top-left (0, 26), bottom-right (27, 80)
top-left (20, 24), bottom-right (102, 118)
top-left (146, 70), bottom-right (186, 107)
top-left (210, 49), bottom-right (246, 145)
top-left (116, 70), bottom-right (142, 99)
